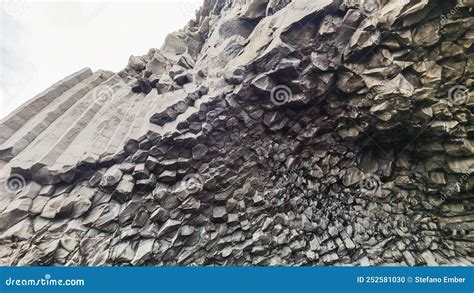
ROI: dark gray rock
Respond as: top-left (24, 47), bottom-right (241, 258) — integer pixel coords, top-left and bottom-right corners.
top-left (212, 206), bottom-right (227, 222)
top-left (99, 167), bottom-right (123, 188)
top-left (150, 207), bottom-right (170, 223)
top-left (192, 144), bottom-right (208, 160)
top-left (132, 164), bottom-right (150, 180)
top-left (114, 176), bottom-right (134, 203)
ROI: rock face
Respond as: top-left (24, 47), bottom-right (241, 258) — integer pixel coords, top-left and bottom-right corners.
top-left (0, 0), bottom-right (473, 266)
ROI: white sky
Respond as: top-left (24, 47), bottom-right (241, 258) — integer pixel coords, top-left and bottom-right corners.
top-left (0, 0), bottom-right (202, 119)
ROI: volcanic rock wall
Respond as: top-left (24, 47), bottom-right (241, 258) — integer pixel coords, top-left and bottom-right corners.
top-left (0, 0), bottom-right (473, 266)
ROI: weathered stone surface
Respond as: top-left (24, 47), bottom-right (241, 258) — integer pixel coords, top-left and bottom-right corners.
top-left (157, 170), bottom-right (176, 184)
top-left (128, 55), bottom-right (146, 71)
top-left (131, 239), bottom-right (155, 266)
top-left (144, 156), bottom-right (159, 171)
top-left (132, 208), bottom-right (150, 228)
top-left (157, 219), bottom-right (181, 237)
top-left (212, 206), bottom-right (227, 222)
top-left (132, 164), bottom-right (150, 180)
top-left (0, 198), bottom-right (32, 231)
top-left (41, 194), bottom-right (70, 219)
top-left (114, 175), bottom-right (134, 203)
top-left (150, 207), bottom-right (170, 223)
top-left (192, 144), bottom-right (208, 160)
top-left (0, 0), bottom-right (473, 267)
top-left (100, 167), bottom-right (123, 188)
top-left (342, 167), bottom-right (364, 187)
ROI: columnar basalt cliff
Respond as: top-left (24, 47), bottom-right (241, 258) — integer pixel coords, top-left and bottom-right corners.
top-left (0, 0), bottom-right (473, 266)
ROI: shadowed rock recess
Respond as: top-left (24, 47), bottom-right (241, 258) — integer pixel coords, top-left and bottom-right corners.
top-left (0, 0), bottom-right (473, 266)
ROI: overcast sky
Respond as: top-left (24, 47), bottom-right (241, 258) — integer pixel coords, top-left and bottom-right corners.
top-left (0, 0), bottom-right (202, 119)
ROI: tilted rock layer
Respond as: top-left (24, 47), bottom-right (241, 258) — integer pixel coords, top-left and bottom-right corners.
top-left (0, 0), bottom-right (473, 266)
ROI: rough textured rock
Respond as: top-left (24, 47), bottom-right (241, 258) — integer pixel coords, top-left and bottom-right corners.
top-left (0, 0), bottom-right (473, 266)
